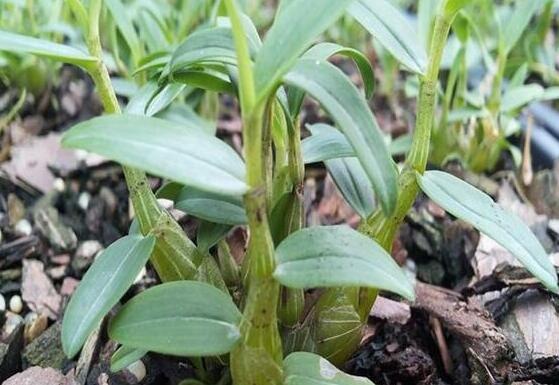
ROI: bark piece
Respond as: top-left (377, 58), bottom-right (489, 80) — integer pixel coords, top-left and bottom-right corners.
top-left (501, 290), bottom-right (559, 364)
top-left (23, 322), bottom-right (67, 369)
top-left (413, 282), bottom-right (513, 382)
top-left (370, 296), bottom-right (411, 325)
top-left (0, 323), bottom-right (24, 382)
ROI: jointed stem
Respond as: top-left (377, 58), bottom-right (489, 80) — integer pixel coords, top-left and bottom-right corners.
top-left (358, 0), bottom-right (462, 317)
top-left (223, 0), bottom-right (282, 384)
top-left (84, 0), bottom-right (203, 283)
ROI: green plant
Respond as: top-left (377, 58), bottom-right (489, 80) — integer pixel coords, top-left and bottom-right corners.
top-left (0, 0), bottom-right (81, 94)
top-left (1, 1), bottom-right (557, 385)
top-left (428, 0), bottom-right (559, 171)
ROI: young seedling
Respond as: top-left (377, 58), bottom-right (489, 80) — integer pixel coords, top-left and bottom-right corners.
top-left (1, 1), bottom-right (557, 384)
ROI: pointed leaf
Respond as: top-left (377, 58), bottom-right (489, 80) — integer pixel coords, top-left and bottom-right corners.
top-left (175, 186), bottom-right (247, 225)
top-left (105, 0), bottom-right (142, 63)
top-left (62, 235), bottom-right (156, 358)
top-left (274, 226), bottom-right (415, 300)
top-left (303, 123), bottom-right (409, 163)
top-left (0, 31), bottom-right (96, 68)
top-left (349, 0), bottom-right (427, 74)
top-left (62, 115), bottom-right (248, 195)
top-left (284, 60), bottom-right (397, 214)
top-left (502, 0), bottom-right (546, 54)
top-left (302, 124), bottom-right (353, 164)
top-left (254, 0), bottom-right (353, 100)
top-left (501, 84), bottom-right (544, 112)
top-left (284, 352), bottom-right (375, 385)
top-left (168, 27), bottom-right (237, 77)
top-left (288, 42), bottom-right (376, 116)
top-left (304, 43), bottom-right (375, 99)
top-left (109, 281), bottom-right (242, 356)
top-left (417, 171), bottom-right (558, 293)
top-left (326, 157), bottom-right (375, 219)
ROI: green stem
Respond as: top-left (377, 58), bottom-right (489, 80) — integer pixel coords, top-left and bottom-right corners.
top-left (358, 0), bottom-right (461, 317)
top-left (84, 0), bottom-right (205, 284)
top-left (86, 0), bottom-right (161, 228)
top-left (223, 1), bottom-right (282, 383)
top-left (488, 45), bottom-right (506, 114)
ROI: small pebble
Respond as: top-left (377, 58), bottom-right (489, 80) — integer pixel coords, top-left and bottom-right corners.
top-left (78, 192), bottom-right (91, 211)
top-left (126, 360), bottom-right (146, 382)
top-left (53, 178), bottom-right (66, 192)
top-left (24, 312), bottom-right (48, 343)
top-left (9, 295), bottom-right (23, 314)
top-left (0, 228), bottom-right (3, 243)
top-left (0, 293), bottom-right (5, 312)
top-left (14, 219), bottom-right (32, 237)
top-left (3, 312), bottom-right (23, 336)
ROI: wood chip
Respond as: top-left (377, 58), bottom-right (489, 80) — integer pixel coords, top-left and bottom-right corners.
top-left (370, 296), bottom-right (411, 325)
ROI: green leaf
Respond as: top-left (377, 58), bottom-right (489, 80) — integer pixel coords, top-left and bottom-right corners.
top-left (312, 288), bottom-right (362, 366)
top-left (326, 157), bottom-right (375, 219)
top-left (62, 235), bottom-right (156, 358)
top-left (417, 171), bottom-right (559, 293)
top-left (62, 115), bottom-right (248, 195)
top-left (105, 0), bottom-right (142, 64)
top-left (348, 0), bottom-right (427, 74)
top-left (288, 42), bottom-right (376, 116)
top-left (302, 123), bottom-right (408, 163)
top-left (172, 67), bottom-right (235, 94)
top-left (109, 281), bottom-right (242, 356)
top-left (274, 225), bottom-right (415, 300)
top-left (501, 84), bottom-right (544, 112)
top-left (110, 346), bottom-right (147, 372)
top-left (302, 124), bottom-right (354, 164)
top-left (283, 351), bottom-right (375, 385)
top-left (197, 221), bottom-right (231, 253)
top-left (126, 82), bottom-right (186, 117)
top-left (541, 86), bottom-right (559, 101)
top-left (168, 27), bottom-right (236, 75)
top-left (502, 0), bottom-right (546, 54)
top-left (254, 0), bottom-right (353, 101)
top-left (284, 61), bottom-right (397, 214)
top-left (444, 0), bottom-right (470, 17)
top-left (0, 31), bottom-right (96, 68)
top-left (304, 43), bottom-right (375, 99)
top-left (175, 186), bottom-right (247, 225)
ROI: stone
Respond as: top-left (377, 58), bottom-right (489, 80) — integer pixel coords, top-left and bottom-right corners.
top-left (78, 192), bottom-right (91, 211)
top-left (60, 277), bottom-right (80, 297)
top-left (2, 312), bottom-right (23, 338)
top-left (72, 241), bottom-right (103, 276)
top-left (23, 312), bottom-right (48, 344)
top-left (125, 360), bottom-right (146, 383)
top-left (33, 207), bottom-right (77, 252)
top-left (7, 194), bottom-right (25, 227)
top-left (22, 259), bottom-right (61, 319)
top-left (14, 220), bottom-right (32, 237)
top-left (0, 294), bottom-right (5, 312)
top-left (8, 295), bottom-right (22, 314)
top-left (4, 366), bottom-right (78, 385)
